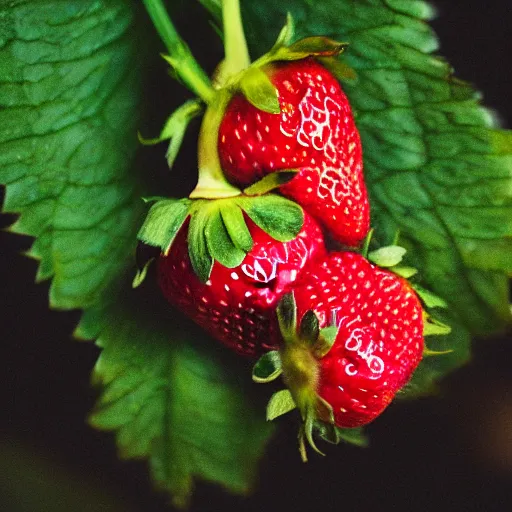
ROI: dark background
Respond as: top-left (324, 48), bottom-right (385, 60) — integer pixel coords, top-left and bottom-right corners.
top-left (1, 1), bottom-right (511, 511)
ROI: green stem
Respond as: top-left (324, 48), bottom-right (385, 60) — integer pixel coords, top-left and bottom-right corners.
top-left (143, 0), bottom-right (215, 103)
top-left (221, 0), bottom-right (251, 78)
top-left (190, 90), bottom-right (241, 198)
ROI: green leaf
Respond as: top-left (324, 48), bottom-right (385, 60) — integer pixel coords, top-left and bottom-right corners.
top-left (204, 207), bottom-right (246, 269)
top-left (220, 203), bottom-right (254, 252)
top-left (238, 194), bottom-right (304, 242)
top-left (287, 36), bottom-right (347, 56)
top-left (360, 228), bottom-right (374, 258)
top-left (81, 295), bottom-right (274, 509)
top-left (313, 326), bottom-right (338, 358)
top-left (239, 67), bottom-right (280, 114)
top-left (299, 310), bottom-right (320, 345)
top-left (276, 292), bottom-right (298, 342)
top-left (243, 170), bottom-right (299, 196)
top-left (252, 351), bottom-right (283, 383)
top-left (254, 35), bottom-right (347, 67)
top-left (188, 209), bottom-right (214, 283)
top-left (243, 0), bottom-right (512, 395)
top-left (423, 313), bottom-right (452, 336)
top-left (266, 389), bottom-right (297, 421)
top-left (268, 12), bottom-right (295, 53)
top-left (317, 56), bottom-right (357, 82)
top-left (0, 0), bottom-right (143, 309)
top-left (368, 245), bottom-right (407, 267)
top-left (132, 257), bottom-right (155, 288)
top-left (392, 266), bottom-right (418, 279)
top-left (137, 199), bottom-right (191, 253)
top-left (423, 346), bottom-right (453, 357)
top-left (412, 284), bottom-right (449, 309)
top-left (197, 0), bottom-right (222, 21)
top-left (314, 421), bottom-right (368, 448)
top-left (138, 99), bottom-right (203, 168)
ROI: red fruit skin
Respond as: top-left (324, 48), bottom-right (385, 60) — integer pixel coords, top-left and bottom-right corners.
top-left (293, 252), bottom-right (424, 427)
top-left (158, 214), bottom-right (326, 358)
top-left (219, 59), bottom-right (370, 246)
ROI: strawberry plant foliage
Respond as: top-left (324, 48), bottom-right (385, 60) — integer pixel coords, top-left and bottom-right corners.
top-left (235, 0), bottom-right (512, 394)
top-left (0, 0), bottom-right (273, 506)
top-left (78, 294), bottom-right (273, 508)
top-left (1, 0), bottom-right (511, 507)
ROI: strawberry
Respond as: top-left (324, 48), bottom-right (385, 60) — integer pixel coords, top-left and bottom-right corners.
top-left (218, 58), bottom-right (370, 246)
top-left (157, 213), bottom-right (326, 357)
top-left (255, 251), bottom-right (424, 457)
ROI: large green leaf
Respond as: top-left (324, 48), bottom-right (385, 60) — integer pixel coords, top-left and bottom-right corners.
top-left (0, 0), bottom-right (143, 309)
top-left (77, 292), bottom-right (273, 509)
top-left (240, 0), bottom-right (511, 394)
top-left (0, 0), bottom-right (273, 504)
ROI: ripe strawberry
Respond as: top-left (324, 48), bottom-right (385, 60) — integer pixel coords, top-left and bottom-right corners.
top-left (158, 213), bottom-right (326, 357)
top-left (218, 58), bottom-right (369, 246)
top-left (275, 251), bottom-right (424, 430)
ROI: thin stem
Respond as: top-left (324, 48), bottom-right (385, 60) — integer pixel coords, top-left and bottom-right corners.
top-left (190, 90), bottom-right (241, 199)
top-left (143, 0), bottom-right (215, 103)
top-left (222, 0), bottom-right (251, 78)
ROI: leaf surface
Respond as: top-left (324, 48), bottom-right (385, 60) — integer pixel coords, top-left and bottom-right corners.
top-left (81, 295), bottom-right (273, 508)
top-left (0, 0), bottom-right (143, 309)
top-left (0, 0), bottom-right (274, 503)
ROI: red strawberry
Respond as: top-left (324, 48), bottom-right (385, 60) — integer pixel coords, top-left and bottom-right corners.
top-left (158, 213), bottom-right (326, 357)
top-left (218, 58), bottom-right (369, 246)
top-left (275, 251), bottom-right (424, 431)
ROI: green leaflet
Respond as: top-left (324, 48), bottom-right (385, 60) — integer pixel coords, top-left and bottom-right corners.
top-left (137, 199), bottom-right (191, 253)
top-left (0, 0), bottom-right (143, 309)
top-left (299, 310), bottom-right (320, 345)
top-left (79, 294), bottom-right (273, 509)
top-left (412, 284), bottom-right (449, 309)
top-left (239, 67), bottom-right (280, 114)
top-left (266, 389), bottom-right (297, 421)
top-left (313, 326), bottom-right (338, 358)
top-left (138, 99), bottom-right (203, 168)
top-left (188, 208), bottom-right (214, 282)
top-left (241, 0), bottom-right (512, 395)
top-left (368, 245), bottom-right (407, 267)
top-left (253, 350), bottom-right (283, 383)
top-left (239, 195), bottom-right (304, 242)
top-left (204, 208), bottom-right (246, 268)
top-left (137, 194), bottom-right (303, 283)
top-left (315, 423), bottom-right (369, 448)
top-left (276, 292), bottom-right (298, 343)
top-left (243, 170), bottom-right (299, 196)
top-left (220, 203), bottom-right (254, 252)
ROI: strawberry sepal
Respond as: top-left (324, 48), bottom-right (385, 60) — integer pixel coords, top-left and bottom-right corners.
top-left (266, 389), bottom-right (297, 420)
top-left (137, 195), bottom-right (304, 282)
top-left (243, 170), bottom-right (300, 196)
top-left (138, 99), bottom-right (204, 169)
top-left (252, 351), bottom-right (283, 383)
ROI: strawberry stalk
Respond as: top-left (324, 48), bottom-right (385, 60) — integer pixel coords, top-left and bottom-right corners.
top-left (190, 89), bottom-right (242, 198)
top-left (221, 0), bottom-right (251, 80)
top-left (142, 0), bottom-right (215, 103)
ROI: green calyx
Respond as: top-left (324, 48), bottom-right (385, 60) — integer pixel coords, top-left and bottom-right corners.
top-left (363, 234), bottom-right (452, 348)
top-left (143, 8), bottom-right (355, 204)
top-left (213, 14), bottom-right (352, 117)
top-left (136, 194), bottom-right (304, 283)
top-left (252, 292), bottom-right (347, 461)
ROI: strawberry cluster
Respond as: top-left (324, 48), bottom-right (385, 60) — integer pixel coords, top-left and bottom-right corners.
top-left (138, 35), bottom-right (447, 458)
